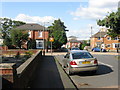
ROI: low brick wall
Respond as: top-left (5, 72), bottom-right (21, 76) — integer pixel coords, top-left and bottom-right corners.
top-left (1, 50), bottom-right (42, 89)
top-left (0, 63), bottom-right (15, 88)
top-left (13, 50), bottom-right (42, 88)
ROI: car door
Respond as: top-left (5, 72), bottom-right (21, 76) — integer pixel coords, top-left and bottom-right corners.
top-left (63, 53), bottom-right (70, 67)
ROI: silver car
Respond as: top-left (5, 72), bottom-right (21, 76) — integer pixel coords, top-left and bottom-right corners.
top-left (62, 50), bottom-right (98, 75)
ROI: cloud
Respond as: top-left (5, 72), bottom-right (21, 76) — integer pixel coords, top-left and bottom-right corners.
top-left (66, 23), bottom-right (102, 40)
top-left (67, 29), bottom-right (91, 40)
top-left (14, 14), bottom-right (57, 24)
top-left (70, 0), bottom-right (119, 20)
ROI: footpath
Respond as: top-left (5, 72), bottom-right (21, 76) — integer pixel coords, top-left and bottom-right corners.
top-left (29, 55), bottom-right (76, 89)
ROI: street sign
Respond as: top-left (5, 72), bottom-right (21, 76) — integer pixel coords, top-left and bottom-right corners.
top-left (49, 37), bottom-right (54, 42)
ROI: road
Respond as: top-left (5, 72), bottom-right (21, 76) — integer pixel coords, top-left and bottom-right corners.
top-left (55, 54), bottom-right (119, 88)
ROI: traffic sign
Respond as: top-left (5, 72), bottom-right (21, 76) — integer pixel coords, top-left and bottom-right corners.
top-left (49, 37), bottom-right (54, 42)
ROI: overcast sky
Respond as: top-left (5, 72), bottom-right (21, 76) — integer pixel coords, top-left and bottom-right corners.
top-left (1, 0), bottom-right (119, 40)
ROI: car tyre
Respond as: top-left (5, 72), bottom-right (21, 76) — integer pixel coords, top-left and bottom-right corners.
top-left (91, 70), bottom-right (97, 74)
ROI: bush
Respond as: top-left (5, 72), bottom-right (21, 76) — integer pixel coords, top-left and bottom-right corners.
top-left (24, 51), bottom-right (33, 59)
top-left (15, 52), bottom-right (20, 59)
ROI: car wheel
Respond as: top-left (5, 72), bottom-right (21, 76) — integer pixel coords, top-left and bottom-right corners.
top-left (91, 70), bottom-right (97, 74)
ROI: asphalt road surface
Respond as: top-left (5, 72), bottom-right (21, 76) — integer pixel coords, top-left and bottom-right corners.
top-left (55, 54), bottom-right (119, 88)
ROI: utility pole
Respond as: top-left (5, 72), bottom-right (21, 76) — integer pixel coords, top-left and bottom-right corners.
top-left (91, 26), bottom-right (93, 37)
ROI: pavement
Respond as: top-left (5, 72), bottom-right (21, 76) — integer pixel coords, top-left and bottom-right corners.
top-left (29, 55), bottom-right (76, 89)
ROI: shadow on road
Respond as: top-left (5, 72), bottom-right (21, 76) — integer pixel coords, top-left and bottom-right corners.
top-left (75, 64), bottom-right (113, 77)
top-left (29, 56), bottom-right (64, 88)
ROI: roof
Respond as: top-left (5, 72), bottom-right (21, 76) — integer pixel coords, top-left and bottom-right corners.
top-left (68, 36), bottom-right (78, 38)
top-left (15, 23), bottom-right (48, 31)
top-left (91, 32), bottom-right (107, 38)
top-left (70, 50), bottom-right (88, 53)
top-left (68, 39), bottom-right (81, 43)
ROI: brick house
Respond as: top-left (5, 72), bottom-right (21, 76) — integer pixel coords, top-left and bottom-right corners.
top-left (65, 36), bottom-right (82, 48)
top-left (90, 29), bottom-right (120, 51)
top-left (16, 23), bottom-right (49, 49)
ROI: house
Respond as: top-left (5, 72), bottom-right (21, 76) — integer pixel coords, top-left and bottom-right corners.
top-left (65, 36), bottom-right (82, 48)
top-left (90, 28), bottom-right (120, 51)
top-left (16, 23), bottom-right (49, 49)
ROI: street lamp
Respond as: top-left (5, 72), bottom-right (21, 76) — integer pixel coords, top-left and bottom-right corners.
top-left (43, 22), bottom-right (49, 56)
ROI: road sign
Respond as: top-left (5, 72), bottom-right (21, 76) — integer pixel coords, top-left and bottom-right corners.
top-left (49, 37), bottom-right (54, 42)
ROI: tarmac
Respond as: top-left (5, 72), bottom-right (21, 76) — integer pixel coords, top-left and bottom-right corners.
top-left (29, 55), bottom-right (76, 89)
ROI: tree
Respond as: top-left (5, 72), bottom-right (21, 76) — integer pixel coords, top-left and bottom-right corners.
top-left (10, 29), bottom-right (29, 49)
top-left (0, 18), bottom-right (25, 39)
top-left (48, 19), bottom-right (67, 49)
top-left (27, 39), bottom-right (36, 49)
top-left (97, 8), bottom-right (120, 38)
top-left (0, 18), bottom-right (26, 48)
top-left (79, 40), bottom-right (89, 50)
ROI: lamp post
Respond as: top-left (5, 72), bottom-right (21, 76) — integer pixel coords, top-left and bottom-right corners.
top-left (43, 22), bottom-right (49, 56)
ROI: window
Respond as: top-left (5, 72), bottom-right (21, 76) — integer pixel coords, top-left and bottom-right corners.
top-left (72, 52), bottom-right (93, 59)
top-left (107, 44), bottom-right (111, 48)
top-left (97, 37), bottom-right (101, 40)
top-left (114, 37), bottom-right (119, 40)
top-left (38, 31), bottom-right (42, 37)
top-left (107, 37), bottom-right (111, 40)
top-left (36, 40), bottom-right (44, 49)
top-left (28, 31), bottom-right (31, 38)
top-left (113, 43), bottom-right (120, 48)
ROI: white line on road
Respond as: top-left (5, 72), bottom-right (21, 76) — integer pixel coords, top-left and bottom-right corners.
top-left (98, 61), bottom-right (113, 68)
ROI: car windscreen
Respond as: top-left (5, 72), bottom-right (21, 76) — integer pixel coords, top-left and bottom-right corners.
top-left (72, 52), bottom-right (93, 59)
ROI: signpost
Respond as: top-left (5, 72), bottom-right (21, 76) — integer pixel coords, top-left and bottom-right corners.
top-left (49, 37), bottom-right (54, 55)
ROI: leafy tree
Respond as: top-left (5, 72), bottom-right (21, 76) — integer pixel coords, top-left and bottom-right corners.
top-left (48, 19), bottom-right (67, 49)
top-left (0, 18), bottom-right (25, 39)
top-left (97, 8), bottom-right (120, 38)
top-left (79, 40), bottom-right (89, 50)
top-left (10, 29), bottom-right (29, 49)
top-left (27, 39), bottom-right (36, 49)
top-left (0, 18), bottom-right (26, 48)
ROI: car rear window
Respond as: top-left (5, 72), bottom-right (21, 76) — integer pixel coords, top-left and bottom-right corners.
top-left (72, 52), bottom-right (93, 59)
top-left (71, 48), bottom-right (80, 50)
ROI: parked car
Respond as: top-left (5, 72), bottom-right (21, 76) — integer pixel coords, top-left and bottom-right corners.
top-left (70, 47), bottom-right (80, 51)
top-left (92, 47), bottom-right (107, 52)
top-left (62, 50), bottom-right (98, 75)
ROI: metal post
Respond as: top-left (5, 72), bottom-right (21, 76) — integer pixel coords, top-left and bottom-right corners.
top-left (51, 42), bottom-right (52, 55)
top-left (100, 29), bottom-right (102, 52)
top-left (43, 22), bottom-right (45, 56)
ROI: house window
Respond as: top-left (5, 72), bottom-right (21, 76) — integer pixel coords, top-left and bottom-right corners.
top-left (36, 40), bottom-right (44, 49)
top-left (97, 37), bottom-right (101, 40)
top-left (107, 44), bottom-right (111, 48)
top-left (107, 37), bottom-right (111, 40)
top-left (114, 37), bottom-right (118, 40)
top-left (28, 31), bottom-right (31, 38)
top-left (113, 43), bottom-right (120, 48)
top-left (38, 31), bottom-right (42, 37)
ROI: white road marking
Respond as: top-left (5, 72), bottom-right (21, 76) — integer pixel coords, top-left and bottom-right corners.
top-left (98, 61), bottom-right (113, 68)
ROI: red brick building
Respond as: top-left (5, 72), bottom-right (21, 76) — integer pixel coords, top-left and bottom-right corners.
top-left (90, 29), bottom-right (120, 51)
top-left (16, 23), bottom-right (49, 49)
top-left (65, 36), bottom-right (82, 48)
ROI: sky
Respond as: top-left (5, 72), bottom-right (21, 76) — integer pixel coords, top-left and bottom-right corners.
top-left (1, 0), bottom-right (119, 40)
